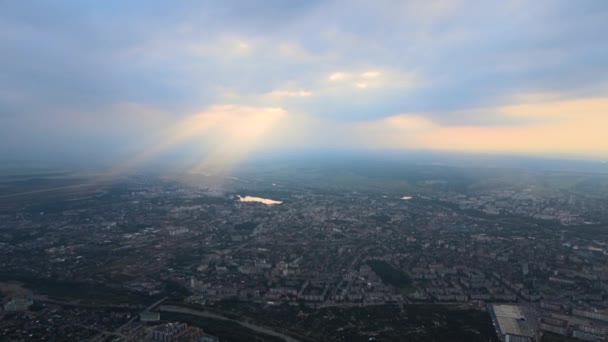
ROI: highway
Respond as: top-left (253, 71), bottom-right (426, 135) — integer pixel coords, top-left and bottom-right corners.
top-left (159, 304), bottom-right (302, 342)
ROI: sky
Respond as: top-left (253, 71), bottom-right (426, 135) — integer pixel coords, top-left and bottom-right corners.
top-left (1, 0), bottom-right (608, 168)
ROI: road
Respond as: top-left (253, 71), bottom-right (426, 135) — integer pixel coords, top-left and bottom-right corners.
top-left (88, 296), bottom-right (168, 342)
top-left (76, 324), bottom-right (125, 339)
top-left (116, 296), bottom-right (168, 332)
top-left (0, 183), bottom-right (97, 199)
top-left (159, 304), bottom-right (302, 342)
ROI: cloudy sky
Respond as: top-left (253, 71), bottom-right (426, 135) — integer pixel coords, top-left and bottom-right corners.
top-left (1, 0), bottom-right (608, 166)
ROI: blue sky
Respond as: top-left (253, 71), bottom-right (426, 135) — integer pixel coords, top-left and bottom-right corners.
top-left (1, 0), bottom-right (608, 162)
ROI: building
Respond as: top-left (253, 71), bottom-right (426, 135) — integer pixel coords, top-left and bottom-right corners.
top-left (539, 317), bottom-right (568, 336)
top-left (198, 334), bottom-right (219, 342)
top-left (489, 304), bottom-right (535, 342)
top-left (4, 298), bottom-right (33, 311)
top-left (504, 334), bottom-right (534, 342)
top-left (146, 322), bottom-right (204, 342)
top-left (140, 310), bottom-right (161, 322)
top-left (573, 308), bottom-right (608, 323)
top-left (572, 329), bottom-right (604, 341)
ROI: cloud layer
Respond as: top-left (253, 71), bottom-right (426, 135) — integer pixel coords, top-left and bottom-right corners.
top-left (1, 0), bottom-right (607, 161)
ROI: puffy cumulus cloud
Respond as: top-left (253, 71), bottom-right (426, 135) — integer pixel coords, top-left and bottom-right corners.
top-left (216, 66), bottom-right (418, 117)
top-left (322, 68), bottom-right (417, 95)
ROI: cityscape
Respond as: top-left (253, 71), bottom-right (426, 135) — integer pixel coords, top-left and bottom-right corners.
top-left (2, 0), bottom-right (608, 341)
top-left (1, 159), bottom-right (608, 341)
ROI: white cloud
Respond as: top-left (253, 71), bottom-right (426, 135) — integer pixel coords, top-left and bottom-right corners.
top-left (276, 42), bottom-right (330, 62)
top-left (237, 41), bottom-right (250, 50)
top-left (187, 36), bottom-right (254, 58)
top-left (268, 90), bottom-right (313, 97)
top-left (361, 71), bottom-right (380, 78)
top-left (329, 72), bottom-right (347, 81)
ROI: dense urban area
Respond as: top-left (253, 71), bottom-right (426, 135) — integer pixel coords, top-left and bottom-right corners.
top-left (1, 160), bottom-right (608, 341)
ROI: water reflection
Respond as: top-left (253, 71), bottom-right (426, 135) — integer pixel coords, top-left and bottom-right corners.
top-left (238, 195), bottom-right (282, 205)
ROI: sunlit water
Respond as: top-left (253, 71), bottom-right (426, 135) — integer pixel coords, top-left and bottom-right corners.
top-left (238, 195), bottom-right (282, 205)
top-left (402, 196), bottom-right (413, 200)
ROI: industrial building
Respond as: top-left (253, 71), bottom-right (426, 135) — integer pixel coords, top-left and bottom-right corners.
top-left (489, 304), bottom-right (535, 342)
top-left (3, 298), bottom-right (33, 312)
